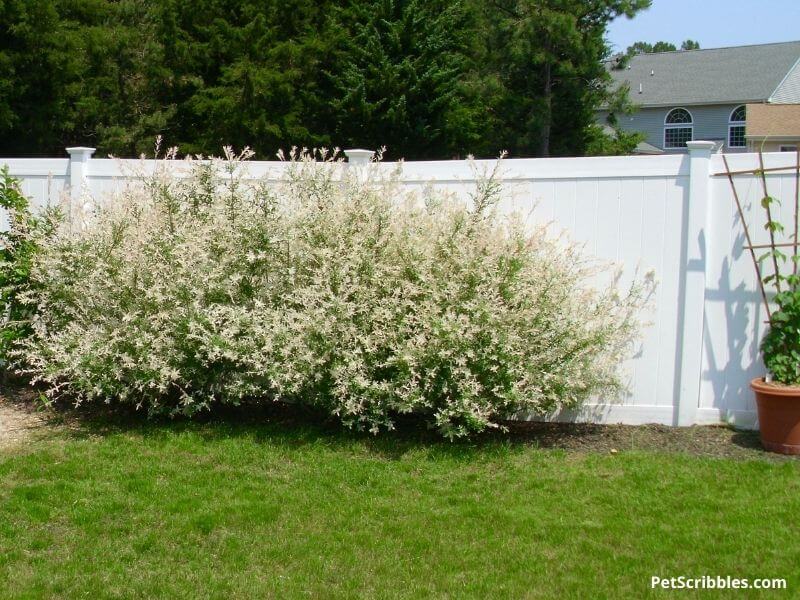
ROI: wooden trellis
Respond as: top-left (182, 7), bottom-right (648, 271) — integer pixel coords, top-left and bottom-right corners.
top-left (717, 150), bottom-right (800, 325)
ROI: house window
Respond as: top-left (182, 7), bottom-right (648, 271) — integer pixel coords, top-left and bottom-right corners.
top-left (780, 145), bottom-right (798, 152)
top-left (664, 108), bottom-right (693, 148)
top-left (728, 105), bottom-right (746, 148)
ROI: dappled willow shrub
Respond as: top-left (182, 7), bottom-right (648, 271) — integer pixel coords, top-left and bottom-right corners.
top-left (11, 147), bottom-right (654, 438)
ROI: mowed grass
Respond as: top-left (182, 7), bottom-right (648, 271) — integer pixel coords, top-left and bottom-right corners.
top-left (1, 411), bottom-right (799, 599)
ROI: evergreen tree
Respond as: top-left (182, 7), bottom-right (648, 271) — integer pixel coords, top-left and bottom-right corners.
top-left (156, 0), bottom-right (342, 156)
top-left (0, 0), bottom-right (167, 156)
top-left (328, 0), bottom-right (481, 159)
top-left (626, 39), bottom-right (701, 56)
top-left (0, 0), bottom-right (651, 159)
top-left (469, 0), bottom-right (650, 157)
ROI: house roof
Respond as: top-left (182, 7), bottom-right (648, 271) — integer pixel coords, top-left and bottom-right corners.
top-left (746, 103), bottom-right (800, 138)
top-left (607, 41), bottom-right (800, 107)
top-left (632, 141), bottom-right (663, 155)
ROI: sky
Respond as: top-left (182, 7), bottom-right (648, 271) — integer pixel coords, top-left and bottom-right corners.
top-left (606, 0), bottom-right (800, 53)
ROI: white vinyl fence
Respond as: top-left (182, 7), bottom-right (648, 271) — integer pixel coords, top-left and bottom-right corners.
top-left (3, 144), bottom-right (798, 429)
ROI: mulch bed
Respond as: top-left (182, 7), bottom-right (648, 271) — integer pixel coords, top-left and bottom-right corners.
top-left (501, 420), bottom-right (774, 460)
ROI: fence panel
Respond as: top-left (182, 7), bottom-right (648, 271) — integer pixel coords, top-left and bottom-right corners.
top-left (2, 147), bottom-right (797, 428)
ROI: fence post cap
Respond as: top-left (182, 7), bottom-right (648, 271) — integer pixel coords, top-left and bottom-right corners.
top-left (66, 147), bottom-right (96, 159)
top-left (343, 148), bottom-right (374, 164)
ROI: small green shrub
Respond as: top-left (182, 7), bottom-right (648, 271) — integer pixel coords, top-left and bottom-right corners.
top-left (0, 167), bottom-right (60, 365)
top-left (10, 149), bottom-right (654, 437)
top-left (761, 283), bottom-right (800, 385)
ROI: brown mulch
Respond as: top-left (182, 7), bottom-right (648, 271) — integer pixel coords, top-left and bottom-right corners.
top-left (500, 420), bottom-right (780, 461)
top-left (0, 383), bottom-right (791, 461)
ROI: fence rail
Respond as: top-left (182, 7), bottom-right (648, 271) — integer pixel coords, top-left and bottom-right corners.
top-left (3, 145), bottom-right (799, 429)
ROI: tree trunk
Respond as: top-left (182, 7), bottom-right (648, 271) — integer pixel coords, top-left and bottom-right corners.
top-left (539, 60), bottom-right (552, 157)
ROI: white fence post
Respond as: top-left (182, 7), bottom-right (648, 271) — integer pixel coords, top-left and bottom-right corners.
top-left (676, 141), bottom-right (716, 426)
top-left (66, 146), bottom-right (95, 202)
top-left (343, 148), bottom-right (374, 165)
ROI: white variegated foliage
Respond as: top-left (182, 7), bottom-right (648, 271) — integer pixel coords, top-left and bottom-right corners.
top-left (12, 148), bottom-right (655, 438)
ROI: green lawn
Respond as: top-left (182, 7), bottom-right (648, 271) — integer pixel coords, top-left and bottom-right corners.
top-left (1, 410), bottom-right (798, 599)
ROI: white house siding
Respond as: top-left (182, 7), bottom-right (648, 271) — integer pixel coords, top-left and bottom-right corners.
top-left (611, 104), bottom-right (748, 153)
top-left (770, 58), bottom-right (800, 103)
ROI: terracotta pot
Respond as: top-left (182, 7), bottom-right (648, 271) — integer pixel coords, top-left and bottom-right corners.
top-left (751, 378), bottom-right (800, 455)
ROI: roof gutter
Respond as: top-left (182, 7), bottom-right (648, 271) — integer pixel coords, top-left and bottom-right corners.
top-left (598, 99), bottom-right (768, 111)
top-left (746, 134), bottom-right (800, 141)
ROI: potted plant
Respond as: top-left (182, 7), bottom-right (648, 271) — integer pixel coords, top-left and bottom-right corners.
top-left (752, 285), bottom-right (800, 454)
top-left (725, 152), bottom-right (800, 454)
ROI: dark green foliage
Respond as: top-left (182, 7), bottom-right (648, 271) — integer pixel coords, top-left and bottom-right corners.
top-left (155, 0), bottom-right (343, 156)
top-left (329, 0), bottom-right (482, 159)
top-left (0, 0), bottom-right (169, 156)
top-left (466, 0), bottom-right (650, 157)
top-left (0, 0), bottom-right (650, 159)
top-left (625, 39), bottom-right (701, 56)
top-left (761, 285), bottom-right (800, 385)
top-left (584, 123), bottom-right (644, 156)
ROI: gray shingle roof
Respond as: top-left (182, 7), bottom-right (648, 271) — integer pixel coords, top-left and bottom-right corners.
top-left (607, 41), bottom-right (800, 107)
top-left (633, 141), bottom-right (663, 155)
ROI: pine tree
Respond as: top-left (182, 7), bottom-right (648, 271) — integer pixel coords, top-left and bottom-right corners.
top-left (328, 0), bottom-right (481, 159)
top-left (469, 0), bottom-right (650, 157)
